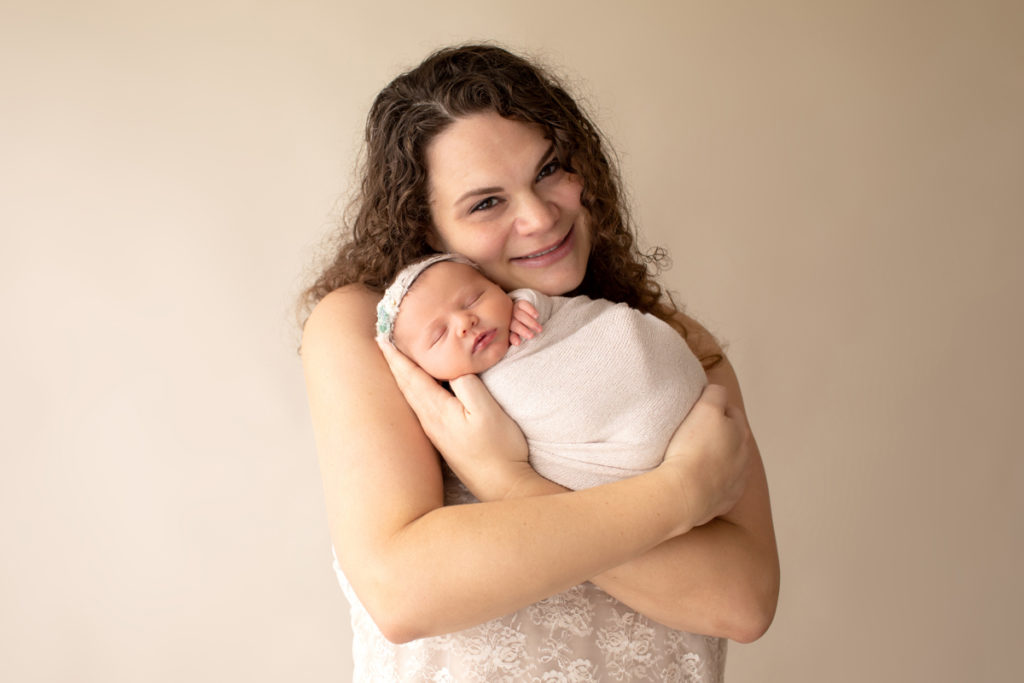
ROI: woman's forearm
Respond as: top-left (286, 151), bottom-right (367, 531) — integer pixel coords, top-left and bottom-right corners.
top-left (499, 446), bottom-right (778, 642)
top-left (592, 522), bottom-right (778, 643)
top-left (355, 465), bottom-right (702, 643)
top-left (589, 444), bottom-right (778, 642)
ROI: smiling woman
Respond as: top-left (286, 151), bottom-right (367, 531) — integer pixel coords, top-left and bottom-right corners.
top-left (424, 113), bottom-right (592, 295)
top-left (299, 44), bottom-right (777, 681)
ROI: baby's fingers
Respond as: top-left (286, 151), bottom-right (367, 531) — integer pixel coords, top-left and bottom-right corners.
top-left (514, 299), bottom-right (539, 318)
top-left (509, 320), bottom-right (533, 345)
top-left (513, 300), bottom-right (542, 329)
top-left (510, 302), bottom-right (542, 344)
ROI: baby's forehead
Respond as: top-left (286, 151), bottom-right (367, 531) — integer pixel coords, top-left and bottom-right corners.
top-left (409, 261), bottom-right (484, 296)
top-left (425, 260), bottom-right (481, 281)
top-left (397, 261), bottom-right (480, 322)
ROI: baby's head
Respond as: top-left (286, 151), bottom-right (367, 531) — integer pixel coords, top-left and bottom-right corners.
top-left (377, 254), bottom-right (514, 381)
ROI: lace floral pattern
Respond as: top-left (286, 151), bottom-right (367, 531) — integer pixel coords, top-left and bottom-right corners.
top-left (334, 474), bottom-right (726, 682)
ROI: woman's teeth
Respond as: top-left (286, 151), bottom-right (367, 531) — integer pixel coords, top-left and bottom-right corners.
top-left (526, 244), bottom-right (558, 258)
top-left (522, 236), bottom-right (564, 259)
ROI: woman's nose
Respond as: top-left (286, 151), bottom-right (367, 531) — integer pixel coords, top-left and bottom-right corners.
top-left (512, 191), bottom-right (559, 235)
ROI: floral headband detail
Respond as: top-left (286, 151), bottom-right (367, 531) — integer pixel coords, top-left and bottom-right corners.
top-left (375, 253), bottom-right (478, 343)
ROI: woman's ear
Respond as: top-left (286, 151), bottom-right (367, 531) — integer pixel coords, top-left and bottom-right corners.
top-left (425, 230), bottom-right (444, 251)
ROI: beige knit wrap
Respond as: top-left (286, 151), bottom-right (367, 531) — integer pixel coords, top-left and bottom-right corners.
top-left (480, 290), bottom-right (707, 490)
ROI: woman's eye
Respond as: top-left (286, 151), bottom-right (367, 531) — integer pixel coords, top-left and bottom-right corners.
top-left (537, 160), bottom-right (561, 181)
top-left (470, 197), bottom-right (500, 213)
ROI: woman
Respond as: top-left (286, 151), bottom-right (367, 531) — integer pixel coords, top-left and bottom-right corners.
top-left (301, 44), bottom-right (778, 681)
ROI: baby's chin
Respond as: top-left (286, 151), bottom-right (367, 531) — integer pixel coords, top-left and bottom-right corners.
top-left (474, 340), bottom-right (511, 375)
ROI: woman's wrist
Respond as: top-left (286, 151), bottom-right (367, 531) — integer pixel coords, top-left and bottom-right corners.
top-left (649, 458), bottom-right (707, 537)
top-left (494, 459), bottom-right (705, 536)
top-left (449, 458), bottom-right (539, 502)
top-left (501, 467), bottom-right (566, 499)
top-left (488, 461), bottom-right (549, 501)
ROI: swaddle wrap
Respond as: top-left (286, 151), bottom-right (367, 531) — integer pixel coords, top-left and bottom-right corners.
top-left (480, 289), bottom-right (707, 490)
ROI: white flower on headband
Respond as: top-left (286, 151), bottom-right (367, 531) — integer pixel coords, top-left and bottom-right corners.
top-left (375, 253), bottom-right (477, 343)
top-left (375, 291), bottom-right (401, 341)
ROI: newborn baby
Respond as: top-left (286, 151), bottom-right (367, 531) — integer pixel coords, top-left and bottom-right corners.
top-left (377, 253), bottom-right (707, 490)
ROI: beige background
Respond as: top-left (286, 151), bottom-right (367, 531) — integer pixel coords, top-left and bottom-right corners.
top-left (3, 1), bottom-right (1022, 681)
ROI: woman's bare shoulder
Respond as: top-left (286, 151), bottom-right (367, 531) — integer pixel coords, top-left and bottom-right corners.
top-left (301, 283), bottom-right (414, 427)
top-left (302, 283), bottom-right (379, 347)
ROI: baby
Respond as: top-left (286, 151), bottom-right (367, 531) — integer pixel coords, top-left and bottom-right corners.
top-left (377, 253), bottom-right (707, 490)
top-left (376, 253), bottom-right (542, 381)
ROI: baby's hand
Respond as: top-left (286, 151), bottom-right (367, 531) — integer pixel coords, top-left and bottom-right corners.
top-left (509, 299), bottom-right (542, 346)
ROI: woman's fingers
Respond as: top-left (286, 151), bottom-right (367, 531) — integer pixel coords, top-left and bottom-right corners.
top-left (691, 383), bottom-right (747, 427)
top-left (377, 339), bottom-right (463, 425)
top-left (661, 383), bottom-right (749, 527)
top-left (695, 383), bottom-right (728, 410)
top-left (448, 373), bottom-right (498, 416)
top-left (377, 340), bottom-right (530, 500)
top-left (447, 373), bottom-right (531, 490)
top-left (698, 382), bottom-right (747, 423)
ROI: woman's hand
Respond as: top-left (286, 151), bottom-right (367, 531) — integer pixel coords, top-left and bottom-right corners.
top-left (377, 339), bottom-right (536, 500)
top-left (659, 384), bottom-right (750, 529)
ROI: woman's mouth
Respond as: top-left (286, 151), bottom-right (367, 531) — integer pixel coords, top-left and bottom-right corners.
top-left (472, 329), bottom-right (496, 353)
top-left (512, 226), bottom-right (574, 267)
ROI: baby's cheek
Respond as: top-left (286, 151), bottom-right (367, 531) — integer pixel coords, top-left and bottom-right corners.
top-left (428, 358), bottom-right (461, 382)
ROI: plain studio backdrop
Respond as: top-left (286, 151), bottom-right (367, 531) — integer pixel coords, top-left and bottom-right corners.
top-left (2, 1), bottom-right (1022, 681)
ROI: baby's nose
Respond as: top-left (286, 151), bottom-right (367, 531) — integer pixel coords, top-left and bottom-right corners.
top-left (456, 312), bottom-right (478, 336)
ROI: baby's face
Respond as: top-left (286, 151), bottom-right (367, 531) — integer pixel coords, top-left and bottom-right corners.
top-left (392, 262), bottom-right (514, 381)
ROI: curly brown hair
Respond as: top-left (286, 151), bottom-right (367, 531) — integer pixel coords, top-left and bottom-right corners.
top-left (301, 44), bottom-right (717, 364)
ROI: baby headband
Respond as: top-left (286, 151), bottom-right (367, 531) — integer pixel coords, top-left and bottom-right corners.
top-left (375, 253), bottom-right (477, 342)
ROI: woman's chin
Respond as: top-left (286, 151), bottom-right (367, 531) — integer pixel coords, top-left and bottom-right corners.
top-left (513, 261), bottom-right (587, 296)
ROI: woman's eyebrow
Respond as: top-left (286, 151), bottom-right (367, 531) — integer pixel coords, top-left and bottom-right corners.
top-left (454, 185), bottom-right (502, 206)
top-left (534, 142), bottom-right (557, 173)
top-left (452, 143), bottom-right (557, 207)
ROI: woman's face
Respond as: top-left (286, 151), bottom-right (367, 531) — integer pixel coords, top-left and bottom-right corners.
top-left (425, 112), bottom-right (592, 296)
